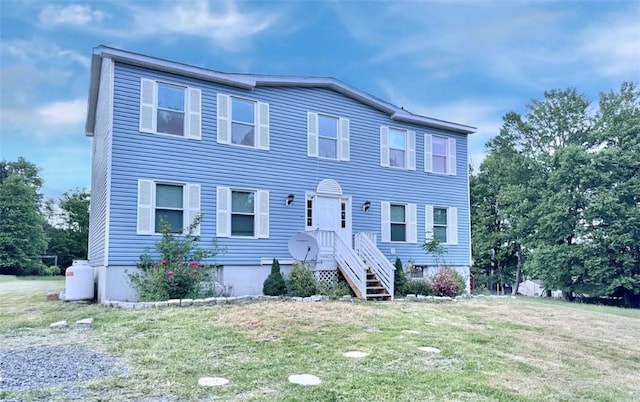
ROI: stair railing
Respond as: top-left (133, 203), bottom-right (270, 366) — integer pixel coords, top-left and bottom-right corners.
top-left (354, 232), bottom-right (395, 297)
top-left (333, 232), bottom-right (367, 299)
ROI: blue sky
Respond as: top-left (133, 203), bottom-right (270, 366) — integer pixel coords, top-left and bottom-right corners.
top-left (1, 0), bottom-right (638, 199)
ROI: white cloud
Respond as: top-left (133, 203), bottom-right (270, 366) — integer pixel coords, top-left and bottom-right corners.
top-left (123, 0), bottom-right (281, 51)
top-left (37, 99), bottom-right (86, 127)
top-left (1, 38), bottom-right (90, 68)
top-left (39, 4), bottom-right (108, 27)
top-left (579, 13), bottom-right (640, 77)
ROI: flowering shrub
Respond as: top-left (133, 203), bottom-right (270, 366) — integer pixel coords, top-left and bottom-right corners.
top-left (130, 216), bottom-right (223, 301)
top-left (431, 267), bottom-right (466, 297)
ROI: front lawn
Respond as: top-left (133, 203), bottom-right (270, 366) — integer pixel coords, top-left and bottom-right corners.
top-left (1, 278), bottom-right (639, 401)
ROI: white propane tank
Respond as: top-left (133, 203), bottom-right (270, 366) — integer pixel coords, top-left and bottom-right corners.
top-left (64, 260), bottom-right (95, 300)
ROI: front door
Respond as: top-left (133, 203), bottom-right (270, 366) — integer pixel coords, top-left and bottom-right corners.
top-left (314, 195), bottom-right (352, 247)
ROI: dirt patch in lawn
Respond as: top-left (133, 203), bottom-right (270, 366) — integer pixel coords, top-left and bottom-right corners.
top-left (214, 301), bottom-right (387, 342)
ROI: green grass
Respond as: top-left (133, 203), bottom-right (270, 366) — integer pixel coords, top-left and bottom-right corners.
top-left (1, 279), bottom-right (639, 401)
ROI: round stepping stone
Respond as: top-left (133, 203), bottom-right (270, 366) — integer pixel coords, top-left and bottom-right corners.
top-left (343, 351), bottom-right (368, 358)
top-left (198, 377), bottom-right (230, 387)
top-left (418, 346), bottom-right (441, 353)
top-left (402, 330), bottom-right (421, 334)
top-left (288, 374), bottom-right (321, 386)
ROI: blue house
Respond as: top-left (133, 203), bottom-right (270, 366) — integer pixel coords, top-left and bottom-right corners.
top-left (85, 46), bottom-right (476, 302)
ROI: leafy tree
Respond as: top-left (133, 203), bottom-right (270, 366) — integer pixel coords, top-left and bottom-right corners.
top-left (472, 82), bottom-right (640, 306)
top-left (263, 258), bottom-right (287, 296)
top-left (0, 175), bottom-right (48, 274)
top-left (44, 189), bottom-right (90, 270)
top-left (0, 157), bottom-right (43, 190)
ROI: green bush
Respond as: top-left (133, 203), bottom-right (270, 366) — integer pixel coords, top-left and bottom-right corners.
top-left (316, 278), bottom-right (351, 299)
top-left (407, 279), bottom-right (434, 296)
top-left (130, 216), bottom-right (222, 301)
top-left (287, 262), bottom-right (317, 297)
top-left (263, 258), bottom-right (287, 296)
top-left (431, 267), bottom-right (466, 297)
top-left (43, 265), bottom-right (60, 276)
top-left (393, 257), bottom-right (409, 296)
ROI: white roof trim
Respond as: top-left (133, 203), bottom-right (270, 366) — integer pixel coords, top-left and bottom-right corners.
top-left (86, 46), bottom-right (477, 136)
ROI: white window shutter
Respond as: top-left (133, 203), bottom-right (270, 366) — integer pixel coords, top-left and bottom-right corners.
top-left (217, 94), bottom-right (231, 144)
top-left (380, 126), bottom-right (389, 167)
top-left (448, 138), bottom-right (457, 175)
top-left (186, 184), bottom-right (201, 235)
top-left (186, 88), bottom-right (202, 140)
top-left (407, 131), bottom-right (416, 171)
top-left (381, 201), bottom-right (391, 242)
top-left (448, 207), bottom-right (458, 245)
top-left (257, 190), bottom-right (269, 238)
top-left (137, 179), bottom-right (154, 235)
top-left (257, 101), bottom-right (270, 150)
top-left (339, 118), bottom-right (350, 161)
top-left (407, 203), bottom-right (417, 243)
top-left (424, 134), bottom-right (433, 172)
top-left (425, 205), bottom-right (434, 241)
top-left (307, 112), bottom-right (318, 157)
top-left (216, 186), bottom-right (231, 237)
top-left (139, 79), bottom-right (156, 133)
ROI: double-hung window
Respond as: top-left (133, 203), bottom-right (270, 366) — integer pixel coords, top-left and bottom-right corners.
top-left (390, 204), bottom-right (407, 241)
top-left (231, 97), bottom-right (256, 146)
top-left (381, 201), bottom-right (417, 243)
top-left (433, 207), bottom-right (448, 243)
top-left (217, 187), bottom-right (269, 238)
top-left (136, 180), bottom-right (201, 235)
top-left (425, 205), bottom-right (458, 245)
top-left (217, 94), bottom-right (270, 150)
top-left (231, 190), bottom-right (255, 237)
top-left (307, 112), bottom-right (350, 161)
top-left (318, 115), bottom-right (338, 159)
top-left (380, 126), bottom-right (416, 170)
top-left (155, 184), bottom-right (184, 233)
top-left (139, 79), bottom-right (201, 139)
top-left (425, 134), bottom-right (456, 175)
top-left (157, 83), bottom-right (185, 136)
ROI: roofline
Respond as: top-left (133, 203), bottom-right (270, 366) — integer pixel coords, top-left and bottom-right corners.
top-left (85, 45), bottom-right (477, 136)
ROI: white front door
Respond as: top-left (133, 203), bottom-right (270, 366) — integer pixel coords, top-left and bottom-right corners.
top-left (314, 195), bottom-right (352, 247)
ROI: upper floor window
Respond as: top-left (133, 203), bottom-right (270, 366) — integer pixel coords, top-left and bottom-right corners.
top-left (389, 128), bottom-right (406, 168)
top-left (217, 93), bottom-right (270, 150)
top-left (157, 83), bottom-right (185, 136)
top-left (319, 115), bottom-right (338, 159)
top-left (307, 112), bottom-right (350, 161)
top-left (381, 201), bottom-right (417, 243)
top-left (136, 179), bottom-right (201, 235)
top-left (426, 205), bottom-right (458, 245)
top-left (425, 134), bottom-right (456, 175)
top-left (216, 186), bottom-right (269, 238)
top-left (231, 97), bottom-right (256, 146)
top-left (139, 78), bottom-right (201, 140)
top-left (380, 126), bottom-right (415, 170)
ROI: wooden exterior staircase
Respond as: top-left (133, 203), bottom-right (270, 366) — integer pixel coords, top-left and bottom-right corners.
top-left (365, 269), bottom-right (392, 301)
top-left (308, 230), bottom-right (394, 301)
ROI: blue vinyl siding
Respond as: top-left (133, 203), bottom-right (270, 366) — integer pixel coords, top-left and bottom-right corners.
top-left (107, 61), bottom-right (470, 266)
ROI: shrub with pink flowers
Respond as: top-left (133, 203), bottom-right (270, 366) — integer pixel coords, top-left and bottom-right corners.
top-left (130, 216), bottom-right (223, 301)
top-left (431, 267), bottom-right (466, 297)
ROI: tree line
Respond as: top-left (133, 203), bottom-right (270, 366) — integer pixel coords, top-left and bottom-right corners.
top-left (471, 82), bottom-right (639, 307)
top-left (0, 157), bottom-right (89, 275)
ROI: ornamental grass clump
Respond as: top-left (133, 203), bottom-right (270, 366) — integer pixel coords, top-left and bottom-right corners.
top-left (130, 216), bottom-right (222, 301)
